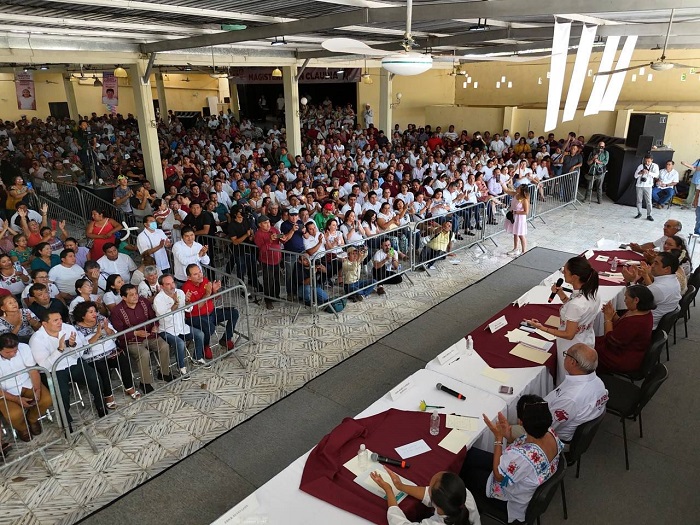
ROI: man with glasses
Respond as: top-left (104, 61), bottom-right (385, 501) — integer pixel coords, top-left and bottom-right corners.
top-left (652, 160), bottom-right (679, 208)
top-left (544, 343), bottom-right (608, 442)
top-left (629, 219), bottom-right (682, 255)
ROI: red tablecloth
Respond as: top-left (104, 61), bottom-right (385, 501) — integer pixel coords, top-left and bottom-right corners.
top-left (300, 409), bottom-right (466, 525)
top-left (468, 303), bottom-right (560, 378)
top-left (588, 250), bottom-right (645, 285)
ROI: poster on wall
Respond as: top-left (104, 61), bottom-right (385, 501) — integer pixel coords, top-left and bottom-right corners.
top-left (102, 72), bottom-right (119, 108)
top-left (15, 72), bottom-right (36, 111)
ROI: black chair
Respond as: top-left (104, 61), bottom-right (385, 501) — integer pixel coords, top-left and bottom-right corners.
top-left (688, 267), bottom-right (700, 308)
top-left (653, 307), bottom-right (680, 360)
top-left (601, 363), bottom-right (669, 470)
top-left (613, 330), bottom-right (666, 383)
top-left (478, 461), bottom-right (568, 525)
top-left (563, 411), bottom-right (606, 478)
top-left (673, 285), bottom-right (696, 339)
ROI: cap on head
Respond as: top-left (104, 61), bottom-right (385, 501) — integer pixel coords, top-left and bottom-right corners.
top-left (257, 215), bottom-right (270, 225)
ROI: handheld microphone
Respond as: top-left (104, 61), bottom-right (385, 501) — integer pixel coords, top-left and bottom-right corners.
top-left (370, 453), bottom-right (410, 469)
top-left (548, 278), bottom-right (564, 303)
top-left (436, 382), bottom-right (466, 400)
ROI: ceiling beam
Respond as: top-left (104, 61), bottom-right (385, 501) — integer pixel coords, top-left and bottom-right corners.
top-left (142, 0), bottom-right (695, 53)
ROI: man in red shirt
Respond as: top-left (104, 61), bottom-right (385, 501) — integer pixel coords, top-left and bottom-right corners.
top-left (181, 264), bottom-right (239, 356)
top-left (253, 215), bottom-right (295, 310)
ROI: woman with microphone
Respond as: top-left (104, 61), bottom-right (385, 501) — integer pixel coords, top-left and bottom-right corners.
top-left (528, 256), bottom-right (601, 385)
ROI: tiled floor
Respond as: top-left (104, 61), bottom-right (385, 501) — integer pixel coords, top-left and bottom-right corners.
top-left (0, 197), bottom-right (697, 525)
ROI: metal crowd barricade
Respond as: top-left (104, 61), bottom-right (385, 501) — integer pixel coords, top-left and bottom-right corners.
top-left (80, 188), bottom-right (130, 226)
top-left (481, 193), bottom-right (511, 245)
top-left (411, 204), bottom-right (486, 273)
top-left (48, 283), bottom-right (250, 443)
top-left (30, 194), bottom-right (88, 242)
top-left (31, 178), bottom-right (86, 218)
top-left (0, 365), bottom-right (64, 473)
top-left (308, 224), bottom-right (416, 315)
top-left (533, 169), bottom-right (580, 222)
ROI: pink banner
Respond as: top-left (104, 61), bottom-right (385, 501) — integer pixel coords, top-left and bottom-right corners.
top-left (102, 72), bottom-right (119, 108)
top-left (15, 72), bottom-right (36, 111)
top-left (227, 67), bottom-right (361, 84)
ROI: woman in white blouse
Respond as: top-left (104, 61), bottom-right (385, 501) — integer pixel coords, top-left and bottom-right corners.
top-left (529, 256), bottom-right (601, 385)
top-left (102, 274), bottom-right (125, 312)
top-left (340, 210), bottom-right (366, 244)
top-left (371, 468), bottom-right (480, 525)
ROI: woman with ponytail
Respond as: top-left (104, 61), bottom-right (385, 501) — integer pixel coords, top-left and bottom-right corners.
top-left (370, 468), bottom-right (480, 525)
top-left (528, 256), bottom-right (601, 385)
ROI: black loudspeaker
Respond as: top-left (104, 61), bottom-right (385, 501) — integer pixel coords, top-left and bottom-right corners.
top-left (224, 97), bottom-right (230, 103)
top-left (636, 135), bottom-right (654, 157)
top-left (202, 106), bottom-right (211, 117)
top-left (625, 113), bottom-right (667, 148)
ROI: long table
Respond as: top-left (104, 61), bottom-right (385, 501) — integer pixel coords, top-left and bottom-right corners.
top-left (213, 244), bottom-right (646, 525)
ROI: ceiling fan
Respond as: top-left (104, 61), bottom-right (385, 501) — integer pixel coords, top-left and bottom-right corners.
top-left (597, 9), bottom-right (698, 76)
top-left (321, 0), bottom-right (433, 76)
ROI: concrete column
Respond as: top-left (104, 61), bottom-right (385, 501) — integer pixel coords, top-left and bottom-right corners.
top-left (227, 79), bottom-right (240, 120)
top-left (155, 72), bottom-right (169, 123)
top-left (282, 65), bottom-right (301, 156)
top-left (379, 72), bottom-right (392, 133)
top-left (614, 109), bottom-right (633, 138)
top-left (503, 106), bottom-right (517, 132)
top-left (130, 61), bottom-right (164, 195)
top-left (62, 76), bottom-right (80, 121)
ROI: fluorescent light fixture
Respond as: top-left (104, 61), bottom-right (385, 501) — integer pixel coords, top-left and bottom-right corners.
top-left (545, 20), bottom-right (571, 132)
top-left (463, 81), bottom-right (467, 88)
top-left (496, 81), bottom-right (501, 88)
top-left (507, 81), bottom-right (513, 88)
top-left (639, 67), bottom-right (645, 75)
top-left (563, 24), bottom-right (597, 122)
top-left (39, 65), bottom-right (49, 70)
top-left (631, 74), bottom-right (637, 82)
top-left (501, 76), bottom-right (506, 82)
top-left (473, 81), bottom-right (478, 88)
top-left (647, 73), bottom-right (653, 81)
top-left (538, 77), bottom-right (543, 84)
top-left (466, 76), bottom-right (471, 84)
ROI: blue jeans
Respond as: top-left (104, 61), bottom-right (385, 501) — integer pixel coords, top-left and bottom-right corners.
top-left (345, 279), bottom-right (376, 297)
top-left (695, 205), bottom-right (700, 235)
top-left (652, 186), bottom-right (675, 205)
top-left (160, 328), bottom-right (205, 367)
top-left (298, 284), bottom-right (328, 305)
top-left (186, 307), bottom-right (239, 347)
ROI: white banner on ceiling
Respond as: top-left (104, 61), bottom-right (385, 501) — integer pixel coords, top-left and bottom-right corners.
top-left (600, 35), bottom-right (638, 112)
top-left (584, 36), bottom-right (620, 116)
top-left (562, 24), bottom-right (598, 122)
top-left (544, 20), bottom-right (572, 132)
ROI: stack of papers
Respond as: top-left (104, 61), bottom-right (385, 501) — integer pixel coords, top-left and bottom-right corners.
top-left (510, 343), bottom-right (551, 364)
top-left (446, 414), bottom-right (479, 432)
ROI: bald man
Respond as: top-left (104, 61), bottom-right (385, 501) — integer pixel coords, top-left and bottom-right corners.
top-left (544, 344), bottom-right (608, 442)
top-left (629, 219), bottom-right (682, 254)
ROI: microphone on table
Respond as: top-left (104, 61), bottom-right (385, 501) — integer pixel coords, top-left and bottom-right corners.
top-left (548, 278), bottom-right (564, 303)
top-left (371, 453), bottom-right (410, 469)
top-left (436, 382), bottom-right (466, 400)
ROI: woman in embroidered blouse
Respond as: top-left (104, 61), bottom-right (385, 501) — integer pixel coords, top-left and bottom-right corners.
top-left (372, 469), bottom-right (480, 525)
top-left (596, 285), bottom-right (655, 374)
top-left (73, 301), bottom-right (140, 409)
top-left (0, 254), bottom-right (30, 299)
top-left (69, 278), bottom-right (106, 320)
top-left (528, 256), bottom-right (601, 385)
top-left (462, 395), bottom-right (563, 524)
top-left (0, 295), bottom-right (41, 343)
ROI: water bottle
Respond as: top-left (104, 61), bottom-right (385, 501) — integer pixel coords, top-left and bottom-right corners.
top-left (610, 257), bottom-right (618, 272)
top-left (357, 443), bottom-right (369, 470)
top-left (429, 410), bottom-right (440, 436)
top-left (466, 335), bottom-right (474, 356)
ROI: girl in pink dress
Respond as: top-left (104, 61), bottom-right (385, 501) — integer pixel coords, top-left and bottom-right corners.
top-left (504, 184), bottom-right (530, 256)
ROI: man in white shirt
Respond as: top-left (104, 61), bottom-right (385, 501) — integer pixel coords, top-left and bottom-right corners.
top-left (622, 252), bottom-right (682, 329)
top-left (29, 311), bottom-right (106, 428)
top-left (48, 249), bottom-right (85, 298)
top-left (0, 332), bottom-right (53, 442)
top-left (634, 155), bottom-right (660, 221)
top-left (22, 269), bottom-right (61, 307)
top-left (629, 219), bottom-right (682, 254)
top-left (361, 192), bottom-right (382, 214)
top-left (544, 343), bottom-right (608, 442)
top-left (152, 275), bottom-right (206, 380)
top-left (136, 216), bottom-right (171, 273)
top-left (172, 227), bottom-right (210, 282)
top-left (652, 160), bottom-right (679, 208)
top-left (97, 243), bottom-right (138, 283)
top-left (372, 238), bottom-right (402, 291)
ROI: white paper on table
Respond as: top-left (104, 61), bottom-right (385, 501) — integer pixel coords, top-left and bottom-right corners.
top-left (438, 428), bottom-right (472, 453)
top-left (534, 328), bottom-right (556, 341)
top-left (584, 249), bottom-right (595, 259)
top-left (481, 366), bottom-right (511, 383)
top-left (599, 272), bottom-right (626, 283)
top-left (595, 255), bottom-right (609, 262)
top-left (446, 414), bottom-right (479, 432)
top-left (344, 449), bottom-right (376, 477)
top-left (395, 439), bottom-right (431, 459)
top-left (213, 492), bottom-right (260, 524)
top-left (545, 315), bottom-right (560, 327)
top-left (354, 470), bottom-right (413, 503)
top-left (505, 329), bottom-right (554, 351)
top-left (510, 343), bottom-right (552, 364)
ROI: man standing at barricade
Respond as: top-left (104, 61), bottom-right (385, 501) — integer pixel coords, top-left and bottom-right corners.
top-left (110, 284), bottom-right (171, 393)
top-left (137, 215), bottom-right (171, 274)
top-left (181, 264), bottom-right (239, 357)
top-left (279, 207), bottom-right (305, 301)
top-left (30, 311), bottom-right (106, 431)
top-left (585, 141), bottom-right (609, 204)
top-left (560, 144), bottom-right (583, 201)
top-left (172, 227), bottom-right (210, 284)
top-left (634, 154), bottom-right (660, 221)
top-left (0, 333), bottom-right (53, 442)
top-left (226, 205), bottom-right (260, 292)
top-left (254, 215), bottom-right (294, 310)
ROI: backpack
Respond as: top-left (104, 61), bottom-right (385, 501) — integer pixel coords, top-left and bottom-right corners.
top-left (325, 298), bottom-right (347, 314)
